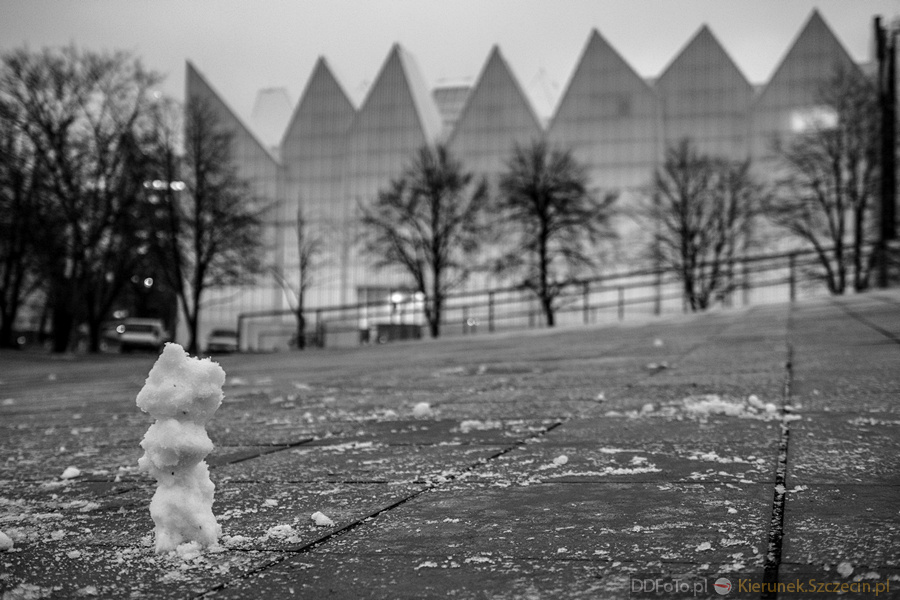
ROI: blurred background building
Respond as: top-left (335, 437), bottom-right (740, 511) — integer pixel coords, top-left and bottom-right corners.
top-left (186, 10), bottom-right (865, 349)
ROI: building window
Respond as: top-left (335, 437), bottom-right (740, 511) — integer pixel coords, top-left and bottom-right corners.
top-left (790, 105), bottom-right (837, 133)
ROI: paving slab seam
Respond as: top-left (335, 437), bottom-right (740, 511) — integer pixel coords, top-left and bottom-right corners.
top-left (761, 309), bottom-right (795, 600)
top-left (212, 438), bottom-right (317, 468)
top-left (831, 299), bottom-right (900, 345)
top-left (194, 421), bottom-right (566, 598)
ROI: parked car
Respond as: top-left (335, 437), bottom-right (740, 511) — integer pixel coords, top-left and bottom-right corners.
top-left (117, 318), bottom-right (169, 353)
top-left (206, 329), bottom-right (239, 353)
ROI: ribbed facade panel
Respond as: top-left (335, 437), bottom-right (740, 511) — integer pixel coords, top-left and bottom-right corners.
top-left (548, 30), bottom-right (660, 191)
top-left (185, 62), bottom-right (284, 346)
top-left (280, 57), bottom-right (356, 308)
top-left (448, 46), bottom-right (543, 185)
top-left (341, 44), bottom-right (443, 304)
top-left (656, 26), bottom-right (753, 160)
top-left (750, 11), bottom-right (859, 162)
top-left (184, 9), bottom-right (862, 347)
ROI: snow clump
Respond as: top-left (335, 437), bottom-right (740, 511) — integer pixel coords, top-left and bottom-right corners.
top-left (412, 402), bottom-right (432, 418)
top-left (311, 511), bottom-right (335, 527)
top-left (136, 343), bottom-right (226, 553)
top-left (60, 466), bottom-right (81, 480)
top-left (0, 530), bottom-right (13, 551)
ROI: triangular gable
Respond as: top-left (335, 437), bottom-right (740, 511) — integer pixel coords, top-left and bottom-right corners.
top-left (185, 61), bottom-right (280, 165)
top-left (395, 46), bottom-right (444, 142)
top-left (754, 10), bottom-right (859, 107)
top-left (549, 29), bottom-right (656, 133)
top-left (546, 29), bottom-right (660, 189)
top-left (447, 45), bottom-right (543, 175)
top-left (281, 57), bottom-right (355, 158)
top-left (655, 25), bottom-right (753, 158)
top-left (346, 44), bottom-right (443, 152)
top-left (656, 25), bottom-right (753, 97)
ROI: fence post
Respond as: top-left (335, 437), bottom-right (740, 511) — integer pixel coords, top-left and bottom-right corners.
top-left (789, 253), bottom-right (797, 302)
top-left (488, 292), bottom-right (495, 333)
top-left (654, 270), bottom-right (662, 316)
top-left (742, 260), bottom-right (750, 306)
top-left (462, 305), bottom-right (468, 335)
top-left (582, 282), bottom-right (590, 324)
top-left (315, 309), bottom-right (323, 347)
top-left (618, 286), bottom-right (625, 321)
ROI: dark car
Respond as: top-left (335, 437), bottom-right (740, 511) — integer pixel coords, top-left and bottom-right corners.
top-left (206, 329), bottom-right (239, 353)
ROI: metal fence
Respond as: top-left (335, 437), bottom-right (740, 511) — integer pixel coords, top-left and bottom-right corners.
top-left (236, 247), bottom-right (849, 351)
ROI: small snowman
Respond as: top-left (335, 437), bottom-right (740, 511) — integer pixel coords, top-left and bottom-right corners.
top-left (136, 343), bottom-right (226, 553)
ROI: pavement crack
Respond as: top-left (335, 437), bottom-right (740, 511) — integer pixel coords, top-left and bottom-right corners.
top-left (832, 300), bottom-right (900, 345)
top-left (762, 321), bottom-right (795, 599)
top-left (195, 421), bottom-right (564, 598)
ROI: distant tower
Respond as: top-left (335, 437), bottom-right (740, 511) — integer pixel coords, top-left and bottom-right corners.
top-left (250, 87), bottom-right (293, 156)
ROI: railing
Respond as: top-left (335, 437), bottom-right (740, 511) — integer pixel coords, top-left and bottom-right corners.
top-left (236, 247), bottom-right (861, 350)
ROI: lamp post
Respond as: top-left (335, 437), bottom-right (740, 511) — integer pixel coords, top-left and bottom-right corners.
top-left (875, 15), bottom-right (898, 288)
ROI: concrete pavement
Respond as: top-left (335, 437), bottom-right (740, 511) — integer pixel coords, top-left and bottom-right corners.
top-left (0, 292), bottom-right (898, 599)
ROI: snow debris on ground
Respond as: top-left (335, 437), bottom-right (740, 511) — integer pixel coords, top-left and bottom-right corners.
top-left (136, 343), bottom-right (225, 553)
top-left (696, 541), bottom-right (712, 551)
top-left (412, 402), bottom-right (432, 418)
top-left (414, 560), bottom-right (440, 570)
top-left (552, 455), bottom-right (569, 466)
top-left (1, 398), bottom-right (14, 406)
top-left (264, 524), bottom-right (300, 542)
top-left (607, 394), bottom-right (786, 422)
top-left (653, 338), bottom-right (664, 347)
top-left (836, 561), bottom-right (854, 578)
top-left (458, 419), bottom-right (502, 433)
top-left (311, 511), bottom-right (335, 527)
top-left (0, 529), bottom-right (13, 551)
top-left (60, 466), bottom-right (81, 480)
top-left (262, 498), bottom-right (278, 508)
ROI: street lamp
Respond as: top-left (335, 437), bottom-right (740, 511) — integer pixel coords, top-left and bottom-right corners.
top-left (875, 15), bottom-right (898, 288)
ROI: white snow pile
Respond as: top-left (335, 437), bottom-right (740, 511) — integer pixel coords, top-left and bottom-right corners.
top-left (606, 394), bottom-right (782, 421)
top-left (0, 530), bottom-right (13, 551)
top-left (60, 466), bottom-right (81, 480)
top-left (136, 343), bottom-right (226, 553)
top-left (457, 419), bottom-right (502, 434)
top-left (311, 511), bottom-right (334, 527)
top-left (412, 402), bottom-right (432, 418)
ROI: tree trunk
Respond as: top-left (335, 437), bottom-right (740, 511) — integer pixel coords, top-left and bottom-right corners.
top-left (542, 296), bottom-right (555, 327)
top-left (87, 318), bottom-right (102, 354)
top-left (51, 303), bottom-right (74, 353)
top-left (429, 297), bottom-right (441, 338)
top-left (187, 315), bottom-right (199, 355)
top-left (296, 309), bottom-right (306, 350)
top-left (0, 313), bottom-right (15, 348)
top-left (187, 288), bottom-right (201, 355)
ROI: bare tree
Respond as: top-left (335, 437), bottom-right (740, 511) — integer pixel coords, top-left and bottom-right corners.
top-left (765, 68), bottom-right (879, 294)
top-left (360, 144), bottom-right (488, 338)
top-left (0, 45), bottom-right (162, 352)
top-left (645, 139), bottom-right (760, 311)
top-left (272, 206), bottom-right (322, 349)
top-left (149, 96), bottom-right (265, 354)
top-left (496, 139), bottom-right (616, 326)
top-left (0, 97), bottom-right (44, 347)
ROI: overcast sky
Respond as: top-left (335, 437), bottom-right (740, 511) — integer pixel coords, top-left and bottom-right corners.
top-left (1, 0), bottom-right (898, 122)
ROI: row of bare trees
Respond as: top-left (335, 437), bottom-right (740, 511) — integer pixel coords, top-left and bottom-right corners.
top-left (0, 46), bottom-right (265, 353)
top-left (352, 68), bottom-right (885, 338)
top-left (0, 46), bottom-right (883, 350)
top-left (357, 140), bottom-right (617, 337)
